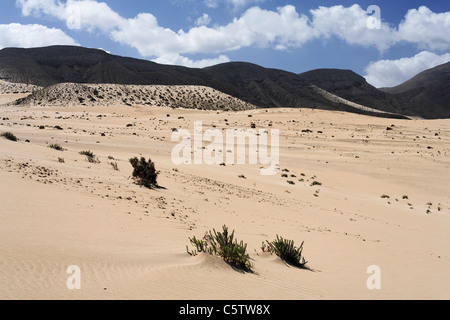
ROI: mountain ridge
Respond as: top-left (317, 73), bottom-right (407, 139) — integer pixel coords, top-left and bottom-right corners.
top-left (1, 45), bottom-right (449, 119)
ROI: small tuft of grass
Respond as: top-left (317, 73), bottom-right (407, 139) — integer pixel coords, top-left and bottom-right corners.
top-left (80, 150), bottom-right (94, 158)
top-left (58, 158), bottom-right (65, 163)
top-left (80, 151), bottom-right (100, 163)
top-left (110, 162), bottom-right (119, 171)
top-left (1, 132), bottom-right (17, 142)
top-left (49, 144), bottom-right (65, 151)
top-left (262, 235), bottom-right (308, 269)
top-left (238, 174), bottom-right (247, 179)
top-left (381, 195), bottom-right (390, 199)
top-left (187, 225), bottom-right (253, 272)
top-left (287, 180), bottom-right (295, 185)
top-left (310, 181), bottom-right (322, 187)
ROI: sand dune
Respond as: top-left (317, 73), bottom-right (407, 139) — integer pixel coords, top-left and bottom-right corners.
top-left (0, 80), bottom-right (41, 95)
top-left (0, 93), bottom-right (449, 300)
top-left (12, 83), bottom-right (256, 111)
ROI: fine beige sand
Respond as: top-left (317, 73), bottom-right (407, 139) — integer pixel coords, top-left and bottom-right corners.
top-left (0, 91), bottom-right (449, 300)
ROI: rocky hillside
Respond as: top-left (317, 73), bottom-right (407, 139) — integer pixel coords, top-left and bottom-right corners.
top-left (0, 80), bottom-right (41, 95)
top-left (2, 46), bottom-right (449, 118)
top-left (381, 62), bottom-right (450, 119)
top-left (12, 83), bottom-right (257, 111)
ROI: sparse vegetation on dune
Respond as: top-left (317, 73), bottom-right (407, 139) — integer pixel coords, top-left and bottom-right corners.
top-left (262, 235), bottom-right (308, 269)
top-left (49, 143), bottom-right (65, 151)
top-left (110, 162), bottom-right (119, 171)
top-left (187, 225), bottom-right (253, 272)
top-left (1, 132), bottom-right (18, 142)
top-left (80, 150), bottom-right (100, 163)
top-left (129, 157), bottom-right (159, 189)
top-left (15, 83), bottom-right (256, 111)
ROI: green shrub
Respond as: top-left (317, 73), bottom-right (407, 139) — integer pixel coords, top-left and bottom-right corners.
top-left (263, 235), bottom-right (308, 268)
top-left (49, 144), bottom-right (65, 151)
top-left (187, 225), bottom-right (253, 272)
top-left (1, 132), bottom-right (17, 142)
top-left (80, 150), bottom-right (94, 158)
top-left (129, 157), bottom-right (158, 188)
top-left (80, 150), bottom-right (100, 163)
top-left (310, 181), bottom-right (322, 187)
top-left (110, 162), bottom-right (119, 171)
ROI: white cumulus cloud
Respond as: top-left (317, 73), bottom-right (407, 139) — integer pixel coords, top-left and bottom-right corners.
top-left (110, 5), bottom-right (314, 58)
top-left (397, 6), bottom-right (450, 51)
top-left (364, 51), bottom-right (450, 88)
top-left (0, 23), bottom-right (78, 49)
top-left (17, 0), bottom-right (124, 32)
top-left (204, 0), bottom-right (266, 10)
top-left (14, 1), bottom-right (450, 69)
top-left (310, 4), bottom-right (397, 52)
top-left (195, 13), bottom-right (212, 26)
top-left (153, 53), bottom-right (230, 68)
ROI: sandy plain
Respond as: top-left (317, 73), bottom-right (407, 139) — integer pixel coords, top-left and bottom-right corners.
top-left (0, 90), bottom-right (449, 300)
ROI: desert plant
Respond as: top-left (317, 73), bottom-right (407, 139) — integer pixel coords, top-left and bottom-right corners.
top-left (381, 195), bottom-right (390, 199)
top-left (311, 181), bottom-right (322, 187)
top-left (1, 132), bottom-right (17, 142)
top-left (49, 144), bottom-right (65, 151)
top-left (187, 225), bottom-right (253, 272)
top-left (80, 150), bottom-right (95, 158)
top-left (80, 150), bottom-right (100, 163)
top-left (129, 157), bottom-right (158, 189)
top-left (110, 162), bottom-right (119, 171)
top-left (263, 235), bottom-right (308, 268)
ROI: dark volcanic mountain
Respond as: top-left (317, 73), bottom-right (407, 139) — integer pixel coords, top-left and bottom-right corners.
top-left (0, 46), bottom-right (343, 112)
top-left (0, 46), bottom-right (205, 87)
top-left (0, 45), bottom-right (447, 119)
top-left (297, 69), bottom-right (407, 115)
top-left (381, 62), bottom-right (450, 119)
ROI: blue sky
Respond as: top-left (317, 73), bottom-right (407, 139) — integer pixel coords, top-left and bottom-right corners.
top-left (1, 1), bottom-right (450, 87)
